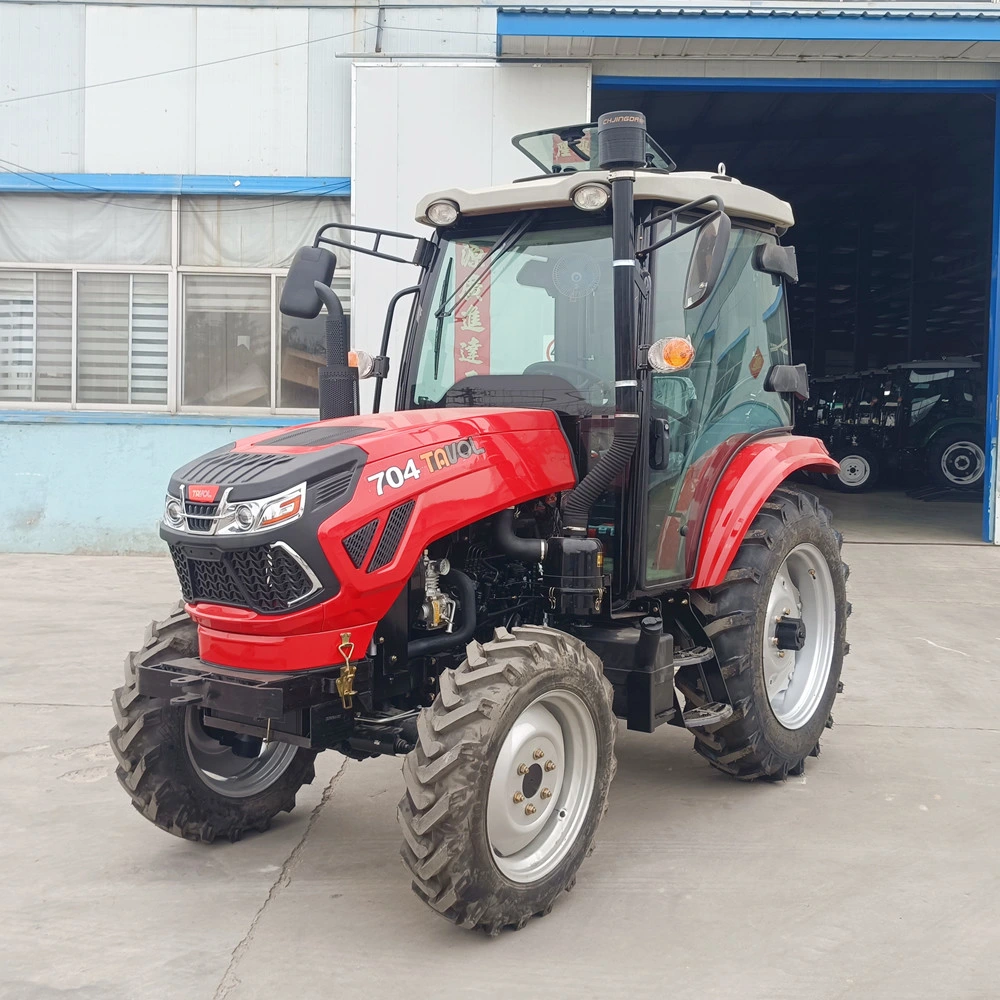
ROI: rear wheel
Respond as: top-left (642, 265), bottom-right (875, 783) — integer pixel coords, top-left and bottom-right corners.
top-left (681, 486), bottom-right (849, 781)
top-left (397, 626), bottom-right (616, 934)
top-left (829, 447), bottom-right (879, 492)
top-left (109, 604), bottom-right (318, 842)
top-left (927, 430), bottom-right (985, 489)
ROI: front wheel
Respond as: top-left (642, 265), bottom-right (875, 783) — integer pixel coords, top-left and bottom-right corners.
top-left (397, 626), bottom-right (616, 934)
top-left (109, 605), bottom-right (318, 842)
top-left (681, 486), bottom-right (850, 781)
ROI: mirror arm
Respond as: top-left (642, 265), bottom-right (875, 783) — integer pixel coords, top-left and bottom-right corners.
top-left (313, 222), bottom-right (435, 268)
top-left (638, 204), bottom-right (727, 261)
top-left (373, 285), bottom-right (420, 413)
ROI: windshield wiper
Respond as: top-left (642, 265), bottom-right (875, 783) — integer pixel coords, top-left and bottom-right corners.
top-left (432, 257), bottom-right (453, 381)
top-left (435, 211), bottom-right (540, 322)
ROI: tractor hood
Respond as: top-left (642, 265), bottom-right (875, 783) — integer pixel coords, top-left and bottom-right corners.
top-left (162, 407), bottom-right (579, 671)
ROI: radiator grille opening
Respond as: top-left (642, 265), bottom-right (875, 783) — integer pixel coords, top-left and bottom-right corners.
top-left (368, 501), bottom-right (415, 573)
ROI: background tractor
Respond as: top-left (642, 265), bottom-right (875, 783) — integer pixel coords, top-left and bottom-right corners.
top-left (110, 112), bottom-right (849, 934)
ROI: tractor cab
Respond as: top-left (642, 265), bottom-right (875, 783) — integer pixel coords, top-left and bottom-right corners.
top-left (113, 112), bottom-right (848, 937)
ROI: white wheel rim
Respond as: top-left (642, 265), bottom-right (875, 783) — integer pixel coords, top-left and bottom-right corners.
top-left (763, 543), bottom-right (836, 730)
top-left (838, 455), bottom-right (870, 487)
top-left (486, 689), bottom-right (597, 884)
top-left (940, 441), bottom-right (984, 486)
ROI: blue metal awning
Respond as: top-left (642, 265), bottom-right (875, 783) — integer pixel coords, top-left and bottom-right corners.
top-left (497, 4), bottom-right (1000, 58)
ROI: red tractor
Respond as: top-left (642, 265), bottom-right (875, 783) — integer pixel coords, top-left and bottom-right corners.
top-left (111, 112), bottom-right (848, 934)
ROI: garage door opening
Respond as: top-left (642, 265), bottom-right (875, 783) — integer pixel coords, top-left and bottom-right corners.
top-left (594, 86), bottom-right (994, 544)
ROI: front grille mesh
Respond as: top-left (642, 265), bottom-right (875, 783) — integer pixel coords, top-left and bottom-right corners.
top-left (368, 501), bottom-right (415, 573)
top-left (183, 500), bottom-right (218, 533)
top-left (169, 543), bottom-right (318, 614)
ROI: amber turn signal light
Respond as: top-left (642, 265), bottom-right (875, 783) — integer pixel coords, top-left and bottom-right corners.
top-left (649, 336), bottom-right (695, 373)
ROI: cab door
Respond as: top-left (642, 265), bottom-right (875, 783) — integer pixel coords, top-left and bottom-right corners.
top-left (641, 224), bottom-right (795, 588)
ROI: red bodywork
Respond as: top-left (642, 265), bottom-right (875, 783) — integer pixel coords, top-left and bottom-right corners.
top-left (186, 407), bottom-right (577, 672)
top-left (690, 436), bottom-right (838, 589)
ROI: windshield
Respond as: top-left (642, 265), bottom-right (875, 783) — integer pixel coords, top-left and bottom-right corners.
top-left (408, 219), bottom-right (614, 406)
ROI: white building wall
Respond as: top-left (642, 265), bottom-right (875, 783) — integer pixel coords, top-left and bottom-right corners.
top-left (1, 2), bottom-right (497, 179)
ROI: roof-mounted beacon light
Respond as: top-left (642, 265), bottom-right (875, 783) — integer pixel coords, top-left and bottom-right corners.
top-left (596, 111), bottom-right (647, 171)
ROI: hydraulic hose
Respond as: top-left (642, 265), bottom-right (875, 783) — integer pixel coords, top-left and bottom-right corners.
top-left (561, 413), bottom-right (640, 531)
top-left (495, 508), bottom-right (546, 562)
top-left (406, 569), bottom-right (477, 659)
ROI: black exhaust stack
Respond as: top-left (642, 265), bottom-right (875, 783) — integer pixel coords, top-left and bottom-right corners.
top-left (560, 111), bottom-right (645, 535)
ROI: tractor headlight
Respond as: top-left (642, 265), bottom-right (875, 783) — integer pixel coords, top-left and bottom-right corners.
top-left (164, 496), bottom-right (184, 527)
top-left (426, 200), bottom-right (460, 227)
top-left (214, 483), bottom-right (307, 535)
top-left (571, 183), bottom-right (610, 212)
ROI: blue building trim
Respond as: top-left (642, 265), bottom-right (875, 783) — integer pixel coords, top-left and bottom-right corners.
top-left (496, 8), bottom-right (1000, 42)
top-left (0, 410), bottom-right (307, 428)
top-left (985, 101), bottom-right (1000, 543)
top-left (595, 76), bottom-right (1000, 94)
top-left (0, 173), bottom-right (350, 197)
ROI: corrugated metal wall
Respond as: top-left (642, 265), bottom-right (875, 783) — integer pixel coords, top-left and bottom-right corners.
top-left (0, 3), bottom-right (496, 179)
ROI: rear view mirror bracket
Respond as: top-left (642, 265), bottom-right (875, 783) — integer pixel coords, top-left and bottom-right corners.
top-left (637, 195), bottom-right (726, 260)
top-left (314, 222), bottom-right (434, 268)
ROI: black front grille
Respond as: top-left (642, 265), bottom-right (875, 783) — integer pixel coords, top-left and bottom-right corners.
top-left (368, 501), bottom-right (415, 573)
top-left (183, 500), bottom-right (218, 533)
top-left (343, 518), bottom-right (379, 568)
top-left (169, 542), bottom-right (320, 614)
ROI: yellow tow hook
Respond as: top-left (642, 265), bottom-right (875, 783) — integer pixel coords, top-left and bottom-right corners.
top-left (336, 632), bottom-right (357, 710)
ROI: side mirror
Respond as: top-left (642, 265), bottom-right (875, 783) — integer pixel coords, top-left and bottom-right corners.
top-left (684, 212), bottom-right (731, 310)
top-left (649, 417), bottom-right (671, 471)
top-left (280, 246), bottom-right (336, 319)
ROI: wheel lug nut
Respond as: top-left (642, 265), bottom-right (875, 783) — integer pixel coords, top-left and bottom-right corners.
top-left (517, 763), bottom-right (529, 775)
top-left (524, 804), bottom-right (536, 815)
top-left (545, 760), bottom-right (556, 771)
top-left (770, 637), bottom-right (779, 646)
top-left (533, 749), bottom-right (545, 760)
top-left (513, 792), bottom-right (524, 804)
top-left (540, 788), bottom-right (552, 799)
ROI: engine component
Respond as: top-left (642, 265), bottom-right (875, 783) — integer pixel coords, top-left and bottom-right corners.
top-left (417, 551), bottom-right (458, 632)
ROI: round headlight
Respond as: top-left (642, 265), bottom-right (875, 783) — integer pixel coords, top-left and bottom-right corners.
top-left (164, 498), bottom-right (184, 527)
top-left (572, 183), bottom-right (610, 212)
top-left (235, 505), bottom-right (256, 530)
top-left (426, 200), bottom-right (460, 227)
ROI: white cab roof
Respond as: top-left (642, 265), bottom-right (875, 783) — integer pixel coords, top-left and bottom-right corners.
top-left (416, 170), bottom-right (794, 230)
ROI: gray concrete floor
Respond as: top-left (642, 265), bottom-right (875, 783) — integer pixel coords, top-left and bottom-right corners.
top-left (2, 504), bottom-right (999, 999)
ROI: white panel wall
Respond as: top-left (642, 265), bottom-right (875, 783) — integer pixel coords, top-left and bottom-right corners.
top-left (194, 8), bottom-right (310, 176)
top-left (0, 4), bottom-right (84, 173)
top-left (307, 7), bottom-right (368, 178)
top-left (84, 6), bottom-right (196, 173)
top-left (351, 60), bottom-right (591, 409)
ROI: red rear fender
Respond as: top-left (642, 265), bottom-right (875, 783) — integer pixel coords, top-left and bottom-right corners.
top-left (690, 436), bottom-right (838, 590)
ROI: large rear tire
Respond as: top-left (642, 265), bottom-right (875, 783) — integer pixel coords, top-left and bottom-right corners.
top-left (681, 486), bottom-right (849, 781)
top-left (109, 604), bottom-right (318, 843)
top-left (397, 626), bottom-right (616, 934)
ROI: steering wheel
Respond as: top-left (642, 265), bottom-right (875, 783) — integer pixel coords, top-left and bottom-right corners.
top-left (523, 361), bottom-right (611, 397)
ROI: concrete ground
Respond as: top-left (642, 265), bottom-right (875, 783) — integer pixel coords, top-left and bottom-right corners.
top-left (2, 496), bottom-right (999, 1000)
